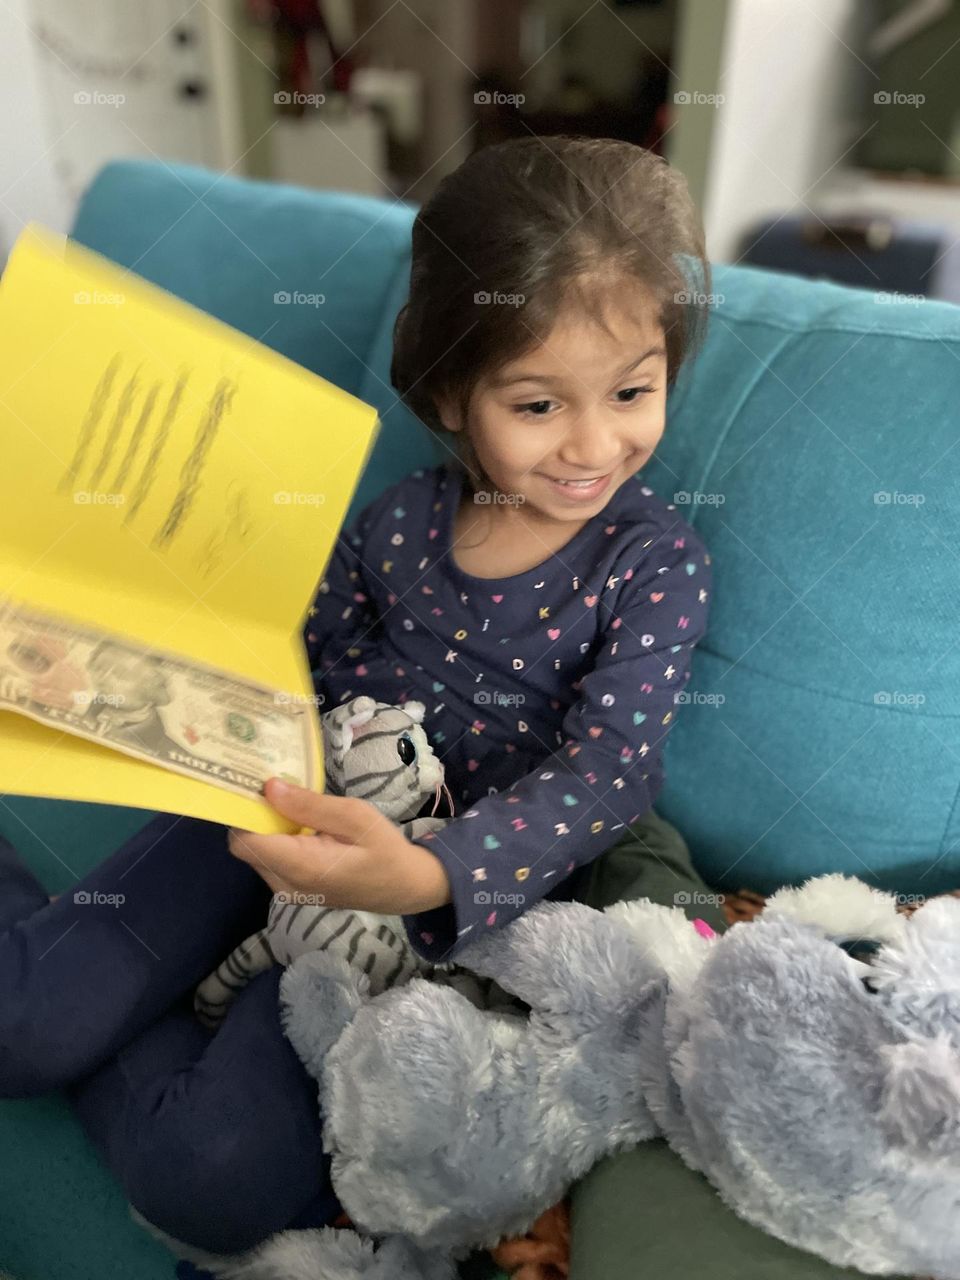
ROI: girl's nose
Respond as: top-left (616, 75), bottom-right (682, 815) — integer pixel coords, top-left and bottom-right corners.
top-left (555, 413), bottom-right (625, 474)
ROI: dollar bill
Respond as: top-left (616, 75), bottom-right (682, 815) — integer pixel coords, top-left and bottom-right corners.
top-left (0, 596), bottom-right (315, 798)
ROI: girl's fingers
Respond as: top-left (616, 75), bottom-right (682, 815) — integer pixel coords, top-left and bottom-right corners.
top-left (228, 825), bottom-right (360, 899)
top-left (262, 777), bottom-right (381, 841)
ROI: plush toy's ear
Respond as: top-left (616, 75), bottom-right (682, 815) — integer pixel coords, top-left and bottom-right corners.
top-left (403, 700), bottom-right (426, 725)
top-left (336, 696), bottom-right (378, 754)
top-left (878, 1036), bottom-right (960, 1153)
top-left (763, 873), bottom-right (905, 946)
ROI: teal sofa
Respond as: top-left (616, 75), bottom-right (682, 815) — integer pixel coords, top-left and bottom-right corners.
top-left (2, 157), bottom-right (959, 1280)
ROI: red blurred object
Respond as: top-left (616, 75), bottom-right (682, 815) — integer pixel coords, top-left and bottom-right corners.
top-left (247, 0), bottom-right (354, 99)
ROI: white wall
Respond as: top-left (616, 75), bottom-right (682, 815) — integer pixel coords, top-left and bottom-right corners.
top-left (0, 0), bottom-right (73, 267)
top-left (699, 0), bottom-right (870, 263)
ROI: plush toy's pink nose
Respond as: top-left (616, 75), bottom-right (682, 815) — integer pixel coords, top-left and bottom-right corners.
top-left (692, 917), bottom-right (717, 940)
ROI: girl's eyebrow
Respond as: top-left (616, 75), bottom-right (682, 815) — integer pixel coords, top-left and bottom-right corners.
top-left (491, 345), bottom-right (667, 389)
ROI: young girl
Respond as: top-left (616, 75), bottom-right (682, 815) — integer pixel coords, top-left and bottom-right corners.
top-left (0, 136), bottom-right (732, 1262)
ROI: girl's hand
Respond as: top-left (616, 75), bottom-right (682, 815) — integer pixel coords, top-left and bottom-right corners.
top-left (227, 777), bottom-right (452, 915)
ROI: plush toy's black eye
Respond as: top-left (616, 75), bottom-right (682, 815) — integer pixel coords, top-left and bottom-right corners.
top-left (397, 732), bottom-right (416, 765)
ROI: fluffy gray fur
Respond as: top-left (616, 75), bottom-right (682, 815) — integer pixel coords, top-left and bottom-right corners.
top-left (140, 872), bottom-right (960, 1280)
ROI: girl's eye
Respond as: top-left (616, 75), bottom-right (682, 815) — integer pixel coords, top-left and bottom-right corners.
top-left (513, 399), bottom-right (554, 417)
top-left (616, 385), bottom-right (656, 403)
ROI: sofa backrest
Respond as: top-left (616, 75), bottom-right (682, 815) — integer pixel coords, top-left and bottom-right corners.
top-left (70, 159), bottom-right (443, 518)
top-left (71, 160), bottom-right (960, 897)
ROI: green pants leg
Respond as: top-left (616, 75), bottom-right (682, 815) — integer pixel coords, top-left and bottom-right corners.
top-left (565, 809), bottom-right (906, 1280)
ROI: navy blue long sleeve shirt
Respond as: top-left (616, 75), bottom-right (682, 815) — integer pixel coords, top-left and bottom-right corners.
top-left (304, 463), bottom-right (712, 962)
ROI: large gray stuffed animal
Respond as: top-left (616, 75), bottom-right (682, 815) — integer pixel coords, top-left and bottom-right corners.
top-left (148, 873), bottom-right (960, 1280)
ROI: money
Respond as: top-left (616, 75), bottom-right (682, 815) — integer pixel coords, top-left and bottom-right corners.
top-left (0, 597), bottom-right (315, 798)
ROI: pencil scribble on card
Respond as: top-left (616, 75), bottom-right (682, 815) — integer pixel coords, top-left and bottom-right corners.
top-left (125, 371), bottom-right (190, 524)
top-left (88, 366), bottom-right (141, 492)
top-left (58, 352), bottom-right (122, 493)
top-left (111, 381), bottom-right (160, 491)
top-left (195, 482), bottom-right (255, 579)
top-left (153, 376), bottom-right (237, 550)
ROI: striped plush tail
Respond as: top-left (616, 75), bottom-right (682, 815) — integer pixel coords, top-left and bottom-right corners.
top-left (193, 928), bottom-right (277, 1030)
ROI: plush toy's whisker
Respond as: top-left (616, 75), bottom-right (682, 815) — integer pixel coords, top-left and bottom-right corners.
top-left (431, 779), bottom-right (455, 817)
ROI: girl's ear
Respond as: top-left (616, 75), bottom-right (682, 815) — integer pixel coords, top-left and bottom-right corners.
top-left (434, 391), bottom-right (464, 433)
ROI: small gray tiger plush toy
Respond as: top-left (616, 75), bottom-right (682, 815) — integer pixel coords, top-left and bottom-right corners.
top-left (194, 695), bottom-right (453, 1030)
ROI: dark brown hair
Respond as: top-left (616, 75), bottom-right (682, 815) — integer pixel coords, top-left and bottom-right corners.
top-left (390, 135), bottom-right (710, 487)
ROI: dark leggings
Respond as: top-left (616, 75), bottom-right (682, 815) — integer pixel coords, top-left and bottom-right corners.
top-left (0, 816), bottom-right (341, 1254)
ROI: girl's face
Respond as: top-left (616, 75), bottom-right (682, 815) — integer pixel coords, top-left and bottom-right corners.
top-left (439, 292), bottom-right (668, 526)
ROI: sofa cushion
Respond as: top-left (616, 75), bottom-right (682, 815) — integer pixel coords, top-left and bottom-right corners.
top-left (646, 264), bottom-right (960, 896)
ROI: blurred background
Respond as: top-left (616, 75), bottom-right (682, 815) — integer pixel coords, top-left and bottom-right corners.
top-left (1, 0), bottom-right (959, 297)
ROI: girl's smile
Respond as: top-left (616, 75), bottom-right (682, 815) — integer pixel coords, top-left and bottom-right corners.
top-left (438, 295), bottom-right (668, 560)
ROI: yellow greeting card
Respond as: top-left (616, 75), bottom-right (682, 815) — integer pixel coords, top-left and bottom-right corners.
top-left (0, 223), bottom-right (379, 833)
